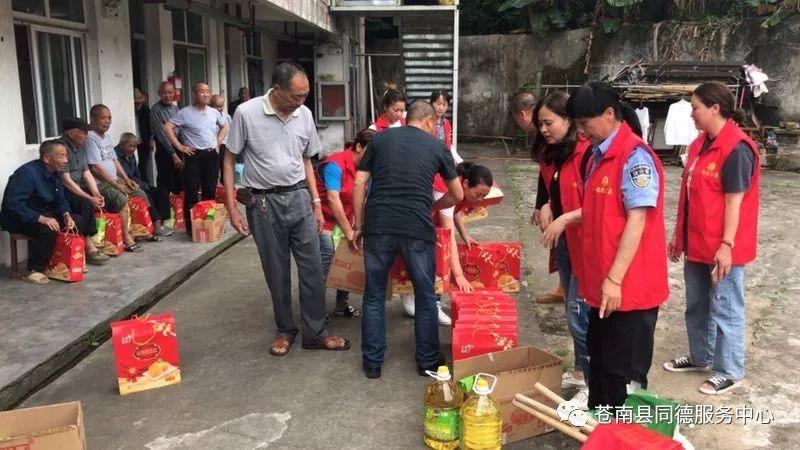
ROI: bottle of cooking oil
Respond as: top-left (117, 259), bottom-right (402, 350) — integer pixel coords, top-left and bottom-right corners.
top-left (460, 373), bottom-right (502, 450)
top-left (423, 366), bottom-right (464, 450)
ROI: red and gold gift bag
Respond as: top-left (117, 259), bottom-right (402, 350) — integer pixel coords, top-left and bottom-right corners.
top-left (390, 228), bottom-right (451, 295)
top-left (169, 192), bottom-right (185, 230)
top-left (129, 197), bottom-right (154, 238)
top-left (457, 242), bottom-right (522, 292)
top-left (215, 184), bottom-right (226, 204)
top-left (111, 313), bottom-right (181, 395)
top-left (96, 211), bottom-right (124, 256)
top-left (44, 231), bottom-right (85, 282)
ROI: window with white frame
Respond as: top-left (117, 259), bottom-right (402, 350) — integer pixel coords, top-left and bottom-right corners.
top-left (12, 0), bottom-right (85, 23)
top-left (172, 10), bottom-right (207, 107)
top-left (14, 22), bottom-right (88, 145)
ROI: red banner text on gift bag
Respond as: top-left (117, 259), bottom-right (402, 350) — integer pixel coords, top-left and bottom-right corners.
top-left (169, 192), bottom-right (185, 230)
top-left (45, 230), bottom-right (85, 282)
top-left (97, 211), bottom-right (124, 256)
top-left (390, 228), bottom-right (451, 295)
top-left (111, 313), bottom-right (181, 395)
top-left (129, 197), bottom-right (154, 238)
top-left (457, 242), bottom-right (522, 293)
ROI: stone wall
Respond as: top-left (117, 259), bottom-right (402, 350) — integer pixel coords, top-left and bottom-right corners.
top-left (458, 17), bottom-right (800, 139)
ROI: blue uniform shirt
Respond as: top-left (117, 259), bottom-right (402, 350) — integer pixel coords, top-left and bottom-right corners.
top-left (586, 127), bottom-right (659, 210)
top-left (0, 160), bottom-right (70, 230)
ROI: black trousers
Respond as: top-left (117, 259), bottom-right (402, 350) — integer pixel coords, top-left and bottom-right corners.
top-left (137, 142), bottom-right (153, 186)
top-left (587, 306), bottom-right (659, 410)
top-left (143, 185), bottom-right (170, 223)
top-left (155, 142), bottom-right (183, 195)
top-left (183, 150), bottom-right (219, 232)
top-left (64, 190), bottom-right (97, 238)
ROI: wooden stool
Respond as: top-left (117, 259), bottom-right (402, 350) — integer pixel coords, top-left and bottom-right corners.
top-left (9, 233), bottom-right (33, 279)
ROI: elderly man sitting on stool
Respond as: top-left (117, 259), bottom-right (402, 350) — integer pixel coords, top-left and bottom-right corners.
top-left (0, 140), bottom-right (81, 284)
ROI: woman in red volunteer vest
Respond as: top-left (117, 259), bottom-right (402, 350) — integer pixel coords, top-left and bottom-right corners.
top-left (317, 128), bottom-right (376, 318)
top-left (562, 82), bottom-right (669, 409)
top-left (430, 90), bottom-right (463, 164)
top-left (401, 162), bottom-right (494, 325)
top-left (532, 92), bottom-right (593, 409)
top-left (370, 89), bottom-right (406, 132)
top-left (662, 81), bottom-right (759, 395)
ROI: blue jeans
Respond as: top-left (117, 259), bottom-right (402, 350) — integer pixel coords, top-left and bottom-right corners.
top-left (362, 234), bottom-right (440, 368)
top-left (684, 261), bottom-right (745, 380)
top-left (555, 235), bottom-right (590, 380)
top-left (318, 231), bottom-right (351, 309)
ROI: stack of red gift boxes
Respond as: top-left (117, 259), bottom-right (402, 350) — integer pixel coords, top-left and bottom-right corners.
top-left (451, 290), bottom-right (519, 361)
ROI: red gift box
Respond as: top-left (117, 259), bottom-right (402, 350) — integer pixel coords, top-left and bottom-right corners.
top-left (129, 197), bottom-right (154, 238)
top-left (111, 313), bottom-right (181, 395)
top-left (582, 423), bottom-right (684, 450)
top-left (451, 290), bottom-right (515, 323)
top-left (44, 230), bottom-right (85, 282)
top-left (452, 324), bottom-right (518, 361)
top-left (169, 192), bottom-right (185, 230)
top-left (390, 228), bottom-right (451, 295)
top-left (458, 242), bottom-right (522, 292)
top-left (474, 183), bottom-right (504, 208)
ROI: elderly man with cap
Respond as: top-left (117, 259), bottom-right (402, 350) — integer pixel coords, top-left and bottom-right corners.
top-left (1, 140), bottom-right (81, 284)
top-left (59, 117), bottom-right (110, 265)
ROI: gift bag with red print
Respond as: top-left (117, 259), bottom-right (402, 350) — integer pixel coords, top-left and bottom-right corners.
top-left (128, 197), bottom-right (154, 238)
top-left (96, 211), bottom-right (124, 256)
top-left (44, 230), bottom-right (85, 282)
top-left (451, 323), bottom-right (519, 361)
top-left (457, 242), bottom-right (522, 292)
top-left (111, 313), bottom-right (181, 395)
top-left (390, 228), bottom-right (451, 295)
top-left (169, 192), bottom-right (185, 230)
top-left (215, 184), bottom-right (226, 204)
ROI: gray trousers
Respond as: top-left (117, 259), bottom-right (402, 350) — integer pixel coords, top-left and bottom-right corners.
top-left (246, 188), bottom-right (327, 345)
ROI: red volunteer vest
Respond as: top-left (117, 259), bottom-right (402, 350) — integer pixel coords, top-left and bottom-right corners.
top-left (559, 136), bottom-right (591, 283)
top-left (317, 148), bottom-right (357, 231)
top-left (372, 114), bottom-right (406, 132)
top-left (443, 118), bottom-right (453, 149)
top-left (580, 122), bottom-right (669, 311)
top-left (674, 119), bottom-right (759, 265)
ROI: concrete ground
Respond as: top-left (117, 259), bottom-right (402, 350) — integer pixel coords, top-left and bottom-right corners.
top-left (18, 143), bottom-right (800, 449)
top-left (0, 222), bottom-right (243, 409)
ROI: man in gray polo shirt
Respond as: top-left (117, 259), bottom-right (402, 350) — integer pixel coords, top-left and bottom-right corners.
top-left (223, 62), bottom-right (350, 356)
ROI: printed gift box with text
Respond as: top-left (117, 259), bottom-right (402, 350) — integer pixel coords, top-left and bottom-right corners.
top-left (390, 228), bottom-right (451, 295)
top-left (452, 323), bottom-right (519, 361)
top-left (129, 196), bottom-right (154, 238)
top-left (169, 192), bottom-right (185, 230)
top-left (111, 313), bottom-right (181, 395)
top-left (457, 242), bottom-right (521, 292)
top-left (451, 290), bottom-right (518, 360)
top-left (44, 230), bottom-right (85, 282)
top-left (190, 200), bottom-right (227, 243)
top-left (451, 290), bottom-right (515, 322)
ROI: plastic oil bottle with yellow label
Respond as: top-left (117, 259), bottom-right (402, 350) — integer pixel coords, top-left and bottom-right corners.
top-left (423, 366), bottom-right (464, 450)
top-left (460, 373), bottom-right (502, 450)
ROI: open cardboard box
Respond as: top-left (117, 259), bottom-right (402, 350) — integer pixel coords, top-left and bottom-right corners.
top-left (454, 346), bottom-right (562, 445)
top-left (0, 401), bottom-right (86, 449)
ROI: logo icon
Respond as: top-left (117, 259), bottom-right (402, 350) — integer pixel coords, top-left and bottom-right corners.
top-left (557, 400), bottom-right (590, 428)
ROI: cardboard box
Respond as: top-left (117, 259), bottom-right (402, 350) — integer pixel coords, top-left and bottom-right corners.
top-left (190, 202), bottom-right (227, 243)
top-left (453, 346), bottom-right (563, 445)
top-left (326, 241), bottom-right (366, 295)
top-left (0, 402), bottom-right (86, 449)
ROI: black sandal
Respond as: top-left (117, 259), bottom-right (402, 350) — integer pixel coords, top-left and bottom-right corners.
top-left (124, 243), bottom-right (144, 253)
top-left (146, 236), bottom-right (163, 242)
top-left (334, 305), bottom-right (362, 318)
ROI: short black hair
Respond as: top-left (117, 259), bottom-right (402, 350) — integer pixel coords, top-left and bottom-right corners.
top-left (382, 89), bottom-right (406, 108)
top-left (429, 90), bottom-right (452, 105)
top-left (62, 117), bottom-right (89, 132)
top-left (566, 82), bottom-right (643, 137)
top-left (272, 62), bottom-right (307, 90)
top-left (90, 104), bottom-right (109, 119)
top-left (511, 92), bottom-right (536, 113)
top-left (39, 139), bottom-right (65, 158)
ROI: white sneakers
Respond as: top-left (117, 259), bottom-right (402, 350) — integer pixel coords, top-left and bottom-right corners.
top-left (561, 372), bottom-right (587, 389)
top-left (400, 294), bottom-right (452, 326)
top-left (570, 387), bottom-right (590, 411)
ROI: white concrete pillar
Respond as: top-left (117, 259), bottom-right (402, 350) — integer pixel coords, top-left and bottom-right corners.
top-left (206, 18), bottom-right (221, 93)
top-left (88, 0), bottom-right (135, 141)
top-left (227, 26), bottom-right (245, 93)
top-left (217, 21), bottom-right (228, 102)
top-left (143, 3), bottom-right (174, 99)
top-left (262, 34), bottom-right (278, 90)
top-left (0, 2), bottom-right (31, 266)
